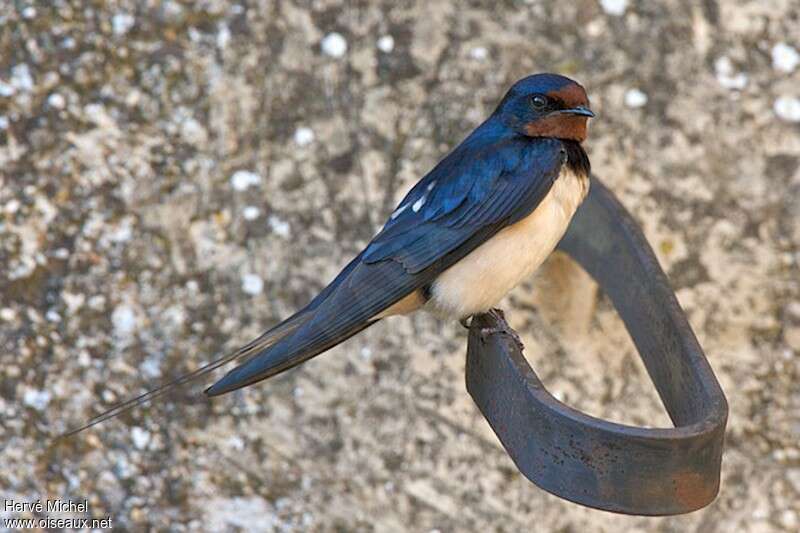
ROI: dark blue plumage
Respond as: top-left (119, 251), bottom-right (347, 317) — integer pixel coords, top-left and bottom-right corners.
top-left (65, 74), bottom-right (595, 434)
top-left (205, 73), bottom-right (593, 396)
top-left (363, 137), bottom-right (563, 271)
top-left (205, 137), bottom-right (565, 394)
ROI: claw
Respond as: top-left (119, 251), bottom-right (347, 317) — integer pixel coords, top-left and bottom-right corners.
top-left (478, 308), bottom-right (524, 352)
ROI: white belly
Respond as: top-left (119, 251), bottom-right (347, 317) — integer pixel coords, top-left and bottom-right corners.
top-left (428, 167), bottom-right (588, 318)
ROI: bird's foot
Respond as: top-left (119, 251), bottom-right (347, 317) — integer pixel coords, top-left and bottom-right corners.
top-left (479, 308), bottom-right (524, 352)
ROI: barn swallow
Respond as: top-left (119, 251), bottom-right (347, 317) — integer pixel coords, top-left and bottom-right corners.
top-left (65, 73), bottom-right (593, 435)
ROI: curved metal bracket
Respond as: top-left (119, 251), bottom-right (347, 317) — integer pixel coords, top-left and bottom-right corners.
top-left (466, 177), bottom-right (728, 515)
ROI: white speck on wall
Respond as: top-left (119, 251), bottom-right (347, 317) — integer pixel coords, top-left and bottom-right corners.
top-left (47, 93), bottom-right (66, 109)
top-left (24, 388), bottom-right (51, 411)
top-left (241, 273), bottom-right (264, 295)
top-left (0, 116), bottom-right (8, 130)
top-left (106, 218), bottom-right (133, 243)
top-left (62, 292), bottom-right (85, 313)
top-left (772, 43), bottom-right (800, 73)
top-left (242, 206), bottom-right (260, 220)
top-left (786, 301), bottom-right (800, 320)
top-left (112, 13), bottom-right (135, 35)
top-left (226, 435), bottom-right (245, 451)
top-left (714, 56), bottom-right (748, 90)
top-left (131, 427), bottom-right (150, 449)
top-left (230, 170), bottom-right (261, 191)
top-left (360, 347), bottom-right (372, 360)
top-left (84, 102), bottom-right (105, 123)
top-left (624, 88), bottom-right (648, 108)
top-left (0, 308), bottom-right (17, 322)
top-left (163, 304), bottom-right (186, 329)
top-left (180, 116), bottom-right (207, 145)
top-left (88, 294), bottom-right (106, 311)
top-left (11, 64), bottom-right (34, 92)
top-left (140, 357), bottom-right (161, 378)
top-left (46, 310), bottom-right (61, 322)
top-left (4, 198), bottom-right (20, 213)
top-left (469, 47), bottom-right (488, 61)
top-left (21, 6), bottom-right (36, 19)
top-left (294, 126), bottom-right (315, 146)
top-left (268, 215), bottom-right (291, 238)
top-left (115, 455), bottom-right (134, 479)
top-left (112, 304), bottom-right (138, 338)
top-left (600, 0), bottom-right (628, 16)
top-left (377, 35), bottom-right (395, 53)
top-left (217, 24), bottom-right (231, 49)
top-left (774, 96), bottom-right (800, 122)
top-left (205, 497), bottom-right (278, 532)
top-left (0, 82), bottom-right (14, 97)
top-left (780, 508), bottom-right (799, 529)
top-left (321, 32), bottom-right (348, 58)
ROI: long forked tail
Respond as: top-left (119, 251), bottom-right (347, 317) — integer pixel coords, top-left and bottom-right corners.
top-left (204, 258), bottom-right (424, 396)
top-left (58, 253), bottom-right (371, 438)
top-left (204, 315), bottom-right (377, 396)
top-left (57, 312), bottom-right (310, 439)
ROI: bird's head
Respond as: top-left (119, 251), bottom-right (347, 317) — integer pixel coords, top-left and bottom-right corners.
top-left (495, 73), bottom-right (594, 142)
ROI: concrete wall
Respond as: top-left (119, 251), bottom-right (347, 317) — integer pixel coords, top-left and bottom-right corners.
top-left (1, 1), bottom-right (798, 530)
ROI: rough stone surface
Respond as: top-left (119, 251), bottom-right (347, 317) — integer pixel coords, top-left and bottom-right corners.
top-left (1, 1), bottom-right (799, 531)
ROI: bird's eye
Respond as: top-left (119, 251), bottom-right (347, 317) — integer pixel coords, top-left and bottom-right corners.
top-left (530, 94), bottom-right (548, 110)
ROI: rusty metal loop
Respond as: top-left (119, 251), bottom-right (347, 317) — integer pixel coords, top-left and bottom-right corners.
top-left (466, 176), bottom-right (728, 515)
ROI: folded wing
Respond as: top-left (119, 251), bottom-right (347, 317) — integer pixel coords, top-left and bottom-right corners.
top-left (205, 137), bottom-right (565, 395)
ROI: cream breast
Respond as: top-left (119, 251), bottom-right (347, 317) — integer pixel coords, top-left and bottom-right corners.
top-left (427, 166), bottom-right (589, 319)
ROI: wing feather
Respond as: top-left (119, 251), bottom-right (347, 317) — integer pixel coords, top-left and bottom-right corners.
top-left (206, 138), bottom-right (566, 395)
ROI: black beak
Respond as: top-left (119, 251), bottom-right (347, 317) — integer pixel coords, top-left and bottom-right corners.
top-left (559, 106), bottom-right (595, 118)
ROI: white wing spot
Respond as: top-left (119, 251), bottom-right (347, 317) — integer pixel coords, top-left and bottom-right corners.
top-left (392, 182), bottom-right (435, 219)
top-left (391, 203), bottom-right (409, 220)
